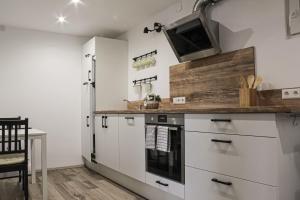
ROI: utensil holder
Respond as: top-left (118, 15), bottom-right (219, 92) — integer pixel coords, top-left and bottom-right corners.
top-left (239, 88), bottom-right (257, 107)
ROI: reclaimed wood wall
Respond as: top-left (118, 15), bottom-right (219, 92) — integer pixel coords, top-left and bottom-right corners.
top-left (169, 47), bottom-right (255, 107)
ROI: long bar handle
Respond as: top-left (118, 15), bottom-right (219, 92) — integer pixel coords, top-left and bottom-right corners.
top-left (211, 139), bottom-right (232, 144)
top-left (211, 119), bottom-right (232, 123)
top-left (88, 70), bottom-right (92, 81)
top-left (156, 180), bottom-right (169, 187)
top-left (211, 178), bottom-right (232, 186)
top-left (86, 116), bottom-right (90, 127)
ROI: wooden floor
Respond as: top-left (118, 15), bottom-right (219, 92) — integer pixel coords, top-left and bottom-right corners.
top-left (0, 167), bottom-right (146, 200)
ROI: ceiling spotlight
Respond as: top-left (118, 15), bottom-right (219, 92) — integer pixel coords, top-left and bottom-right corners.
top-left (71, 0), bottom-right (82, 5)
top-left (57, 16), bottom-right (67, 24)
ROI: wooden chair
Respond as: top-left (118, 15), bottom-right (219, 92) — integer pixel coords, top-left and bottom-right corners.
top-left (0, 116), bottom-right (22, 182)
top-left (0, 119), bottom-right (29, 200)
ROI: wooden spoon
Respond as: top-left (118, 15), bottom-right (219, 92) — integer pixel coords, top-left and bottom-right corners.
top-left (240, 76), bottom-right (248, 88)
top-left (253, 76), bottom-right (263, 89)
top-left (247, 75), bottom-right (255, 89)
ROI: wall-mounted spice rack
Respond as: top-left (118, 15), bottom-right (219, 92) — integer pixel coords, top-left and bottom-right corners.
top-left (133, 50), bottom-right (157, 61)
top-left (133, 75), bottom-right (157, 86)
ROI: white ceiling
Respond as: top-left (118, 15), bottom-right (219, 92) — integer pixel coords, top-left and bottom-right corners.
top-left (0, 0), bottom-right (177, 37)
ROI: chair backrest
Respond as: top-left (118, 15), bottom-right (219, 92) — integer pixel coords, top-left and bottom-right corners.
top-left (0, 119), bottom-right (28, 161)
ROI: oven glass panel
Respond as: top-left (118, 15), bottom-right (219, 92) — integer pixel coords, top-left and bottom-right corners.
top-left (146, 127), bottom-right (182, 183)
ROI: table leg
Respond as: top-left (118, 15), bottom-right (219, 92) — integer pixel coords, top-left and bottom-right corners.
top-left (41, 135), bottom-right (47, 200)
top-left (31, 139), bottom-right (36, 184)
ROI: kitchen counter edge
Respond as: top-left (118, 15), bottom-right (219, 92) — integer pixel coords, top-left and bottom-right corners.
top-left (95, 106), bottom-right (300, 114)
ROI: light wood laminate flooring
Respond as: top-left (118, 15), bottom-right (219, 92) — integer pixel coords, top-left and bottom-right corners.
top-left (0, 167), bottom-right (146, 200)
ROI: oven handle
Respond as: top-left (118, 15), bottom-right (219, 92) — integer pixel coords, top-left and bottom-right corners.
top-left (156, 180), bottom-right (169, 187)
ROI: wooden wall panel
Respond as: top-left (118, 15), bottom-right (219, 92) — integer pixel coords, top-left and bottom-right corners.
top-left (170, 47), bottom-right (255, 107)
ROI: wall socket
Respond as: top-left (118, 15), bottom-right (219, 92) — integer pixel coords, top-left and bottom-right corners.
top-left (282, 88), bottom-right (300, 99)
top-left (173, 97), bottom-right (186, 104)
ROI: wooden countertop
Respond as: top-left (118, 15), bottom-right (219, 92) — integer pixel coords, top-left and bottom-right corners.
top-left (95, 105), bottom-right (300, 114)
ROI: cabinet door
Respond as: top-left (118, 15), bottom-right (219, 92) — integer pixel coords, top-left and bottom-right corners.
top-left (95, 115), bottom-right (119, 171)
top-left (81, 85), bottom-right (92, 160)
top-left (81, 40), bottom-right (95, 161)
top-left (119, 114), bottom-right (145, 182)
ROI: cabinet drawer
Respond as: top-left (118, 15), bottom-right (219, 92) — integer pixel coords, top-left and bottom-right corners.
top-left (185, 114), bottom-right (278, 137)
top-left (185, 167), bottom-right (278, 200)
top-left (186, 131), bottom-right (279, 186)
top-left (146, 172), bottom-right (184, 199)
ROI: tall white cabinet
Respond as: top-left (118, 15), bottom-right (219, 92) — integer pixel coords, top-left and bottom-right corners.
top-left (81, 37), bottom-right (128, 161)
top-left (81, 38), bottom-right (95, 161)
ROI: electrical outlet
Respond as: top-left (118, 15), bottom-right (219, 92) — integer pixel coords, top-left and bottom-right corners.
top-left (282, 88), bottom-right (300, 99)
top-left (173, 97), bottom-right (186, 104)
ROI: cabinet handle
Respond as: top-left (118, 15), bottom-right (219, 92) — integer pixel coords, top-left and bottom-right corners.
top-left (156, 180), bottom-right (169, 187)
top-left (88, 70), bottom-right (92, 81)
top-left (211, 119), bottom-right (232, 123)
top-left (86, 116), bottom-right (90, 127)
top-left (125, 117), bottom-right (134, 120)
top-left (211, 178), bottom-right (232, 186)
top-left (104, 116), bottom-right (108, 128)
top-left (101, 116), bottom-right (105, 128)
top-left (211, 139), bottom-right (232, 144)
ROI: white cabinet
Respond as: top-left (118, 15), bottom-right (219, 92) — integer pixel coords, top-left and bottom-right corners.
top-left (118, 114), bottom-right (146, 183)
top-left (185, 114), bottom-right (278, 137)
top-left (95, 114), bottom-right (119, 171)
top-left (95, 37), bottom-right (128, 111)
top-left (185, 131), bottom-right (279, 186)
top-left (81, 37), bottom-right (127, 161)
top-left (81, 38), bottom-right (95, 161)
top-left (146, 172), bottom-right (185, 199)
top-left (185, 166), bottom-right (278, 200)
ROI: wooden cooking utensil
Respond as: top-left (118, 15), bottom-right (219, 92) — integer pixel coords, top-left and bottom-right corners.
top-left (247, 75), bottom-right (255, 89)
top-left (240, 76), bottom-right (248, 88)
top-left (253, 76), bottom-right (263, 89)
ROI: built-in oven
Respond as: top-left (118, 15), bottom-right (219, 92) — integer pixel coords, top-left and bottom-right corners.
top-left (145, 114), bottom-right (184, 184)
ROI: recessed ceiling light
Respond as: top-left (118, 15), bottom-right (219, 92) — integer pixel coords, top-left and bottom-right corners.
top-left (71, 0), bottom-right (82, 5)
top-left (57, 16), bottom-right (67, 24)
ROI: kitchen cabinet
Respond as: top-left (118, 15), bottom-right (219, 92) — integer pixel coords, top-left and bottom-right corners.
top-left (81, 37), bottom-right (127, 161)
top-left (185, 166), bottom-right (277, 200)
top-left (118, 114), bottom-right (146, 182)
top-left (95, 37), bottom-right (128, 111)
top-left (95, 114), bottom-right (119, 171)
top-left (81, 38), bottom-right (95, 161)
top-left (185, 113), bottom-right (300, 200)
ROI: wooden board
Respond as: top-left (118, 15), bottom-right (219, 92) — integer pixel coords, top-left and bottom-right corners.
top-left (170, 47), bottom-right (255, 107)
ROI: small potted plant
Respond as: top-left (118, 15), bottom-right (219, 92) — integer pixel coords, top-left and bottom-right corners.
top-left (144, 94), bottom-right (161, 109)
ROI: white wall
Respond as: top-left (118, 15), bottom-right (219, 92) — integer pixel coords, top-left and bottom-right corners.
top-left (121, 0), bottom-right (300, 101)
top-left (0, 26), bottom-right (87, 169)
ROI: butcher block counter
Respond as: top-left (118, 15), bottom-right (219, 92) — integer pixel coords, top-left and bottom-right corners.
top-left (95, 105), bottom-right (300, 114)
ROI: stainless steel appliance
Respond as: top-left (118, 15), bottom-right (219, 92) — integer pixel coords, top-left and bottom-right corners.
top-left (145, 114), bottom-right (185, 184)
top-left (163, 0), bottom-right (223, 62)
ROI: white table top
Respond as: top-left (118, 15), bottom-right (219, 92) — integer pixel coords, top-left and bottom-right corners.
top-left (1, 128), bottom-right (47, 137)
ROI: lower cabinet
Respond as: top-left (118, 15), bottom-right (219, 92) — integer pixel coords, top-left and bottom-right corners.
top-left (146, 172), bottom-right (185, 199)
top-left (95, 114), bottom-right (145, 182)
top-left (119, 114), bottom-right (146, 182)
top-left (185, 166), bottom-right (278, 200)
top-left (95, 114), bottom-right (119, 171)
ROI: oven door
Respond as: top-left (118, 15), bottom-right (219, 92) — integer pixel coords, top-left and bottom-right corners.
top-left (146, 126), bottom-right (184, 183)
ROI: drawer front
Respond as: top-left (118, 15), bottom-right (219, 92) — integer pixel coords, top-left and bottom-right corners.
top-left (185, 167), bottom-right (278, 200)
top-left (186, 131), bottom-right (279, 186)
top-left (146, 172), bottom-right (184, 199)
top-left (185, 114), bottom-right (278, 137)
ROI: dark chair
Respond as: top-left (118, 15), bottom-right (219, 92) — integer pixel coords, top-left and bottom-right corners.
top-left (0, 119), bottom-right (29, 200)
top-left (0, 116), bottom-right (22, 182)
